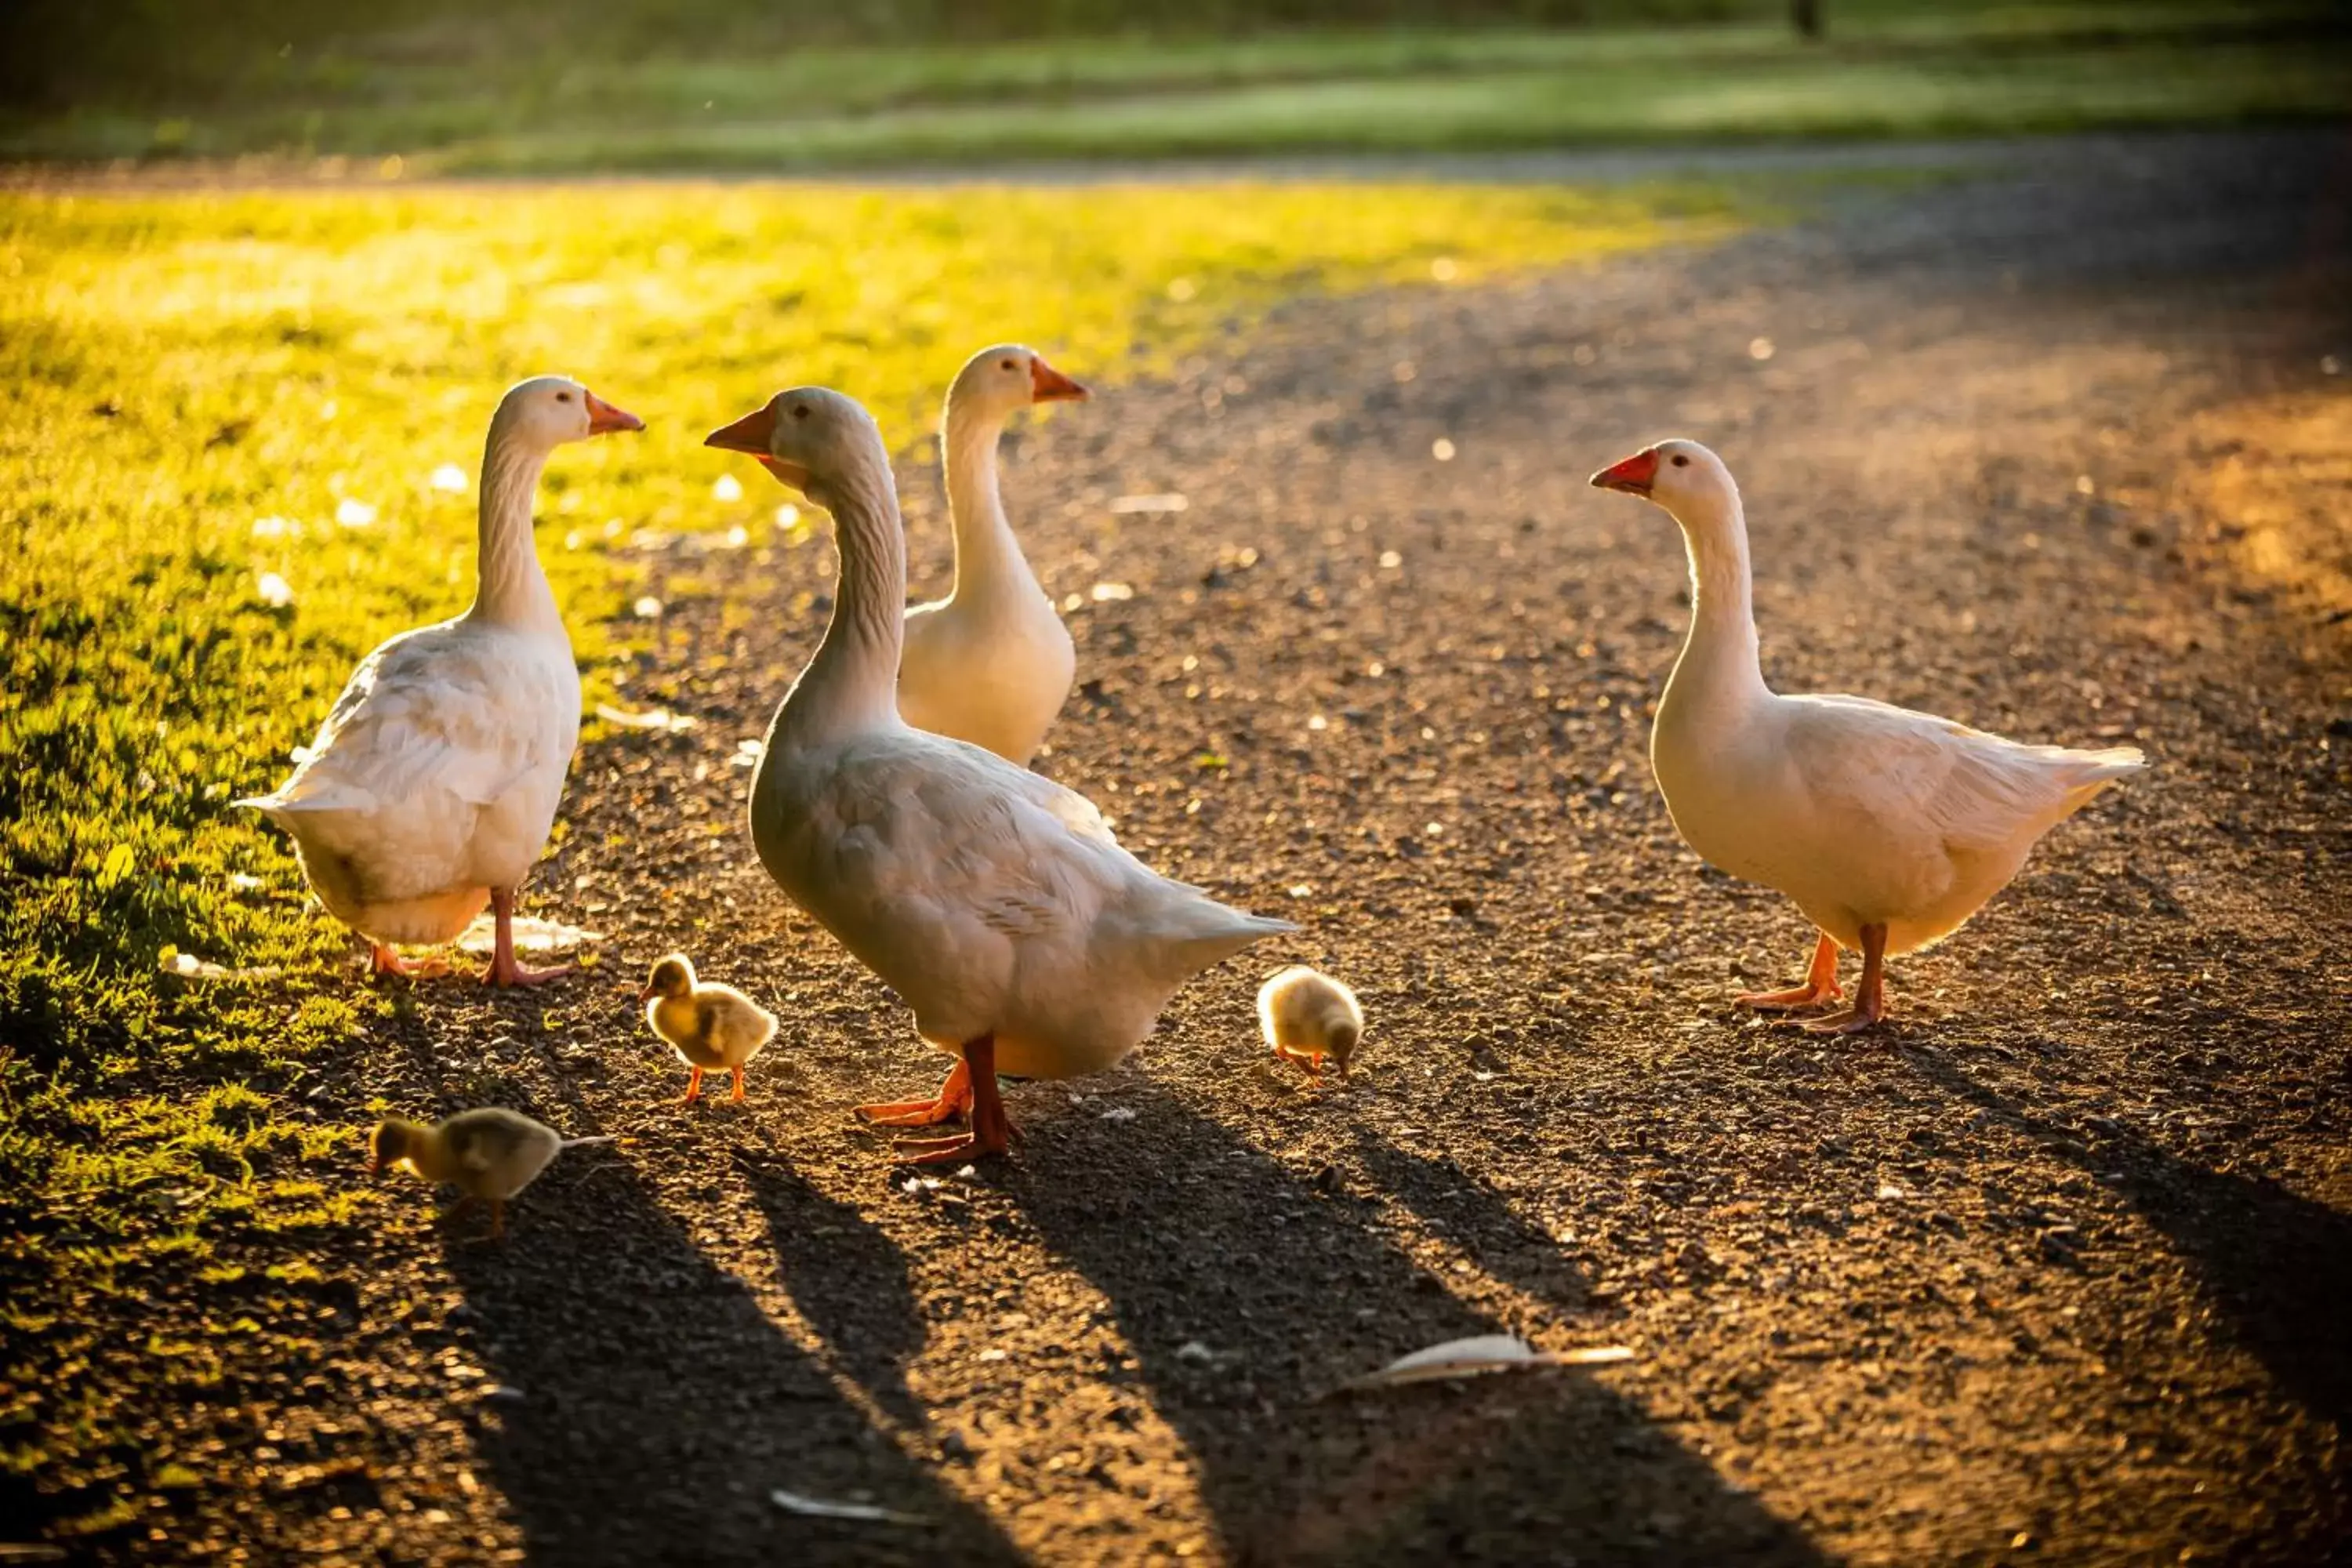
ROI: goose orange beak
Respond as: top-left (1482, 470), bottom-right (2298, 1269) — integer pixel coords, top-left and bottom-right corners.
top-left (705, 402), bottom-right (810, 490)
top-left (585, 391), bottom-right (644, 436)
top-left (1030, 357), bottom-right (1089, 404)
top-left (1590, 448), bottom-right (1658, 497)
top-left (705, 402), bottom-right (775, 456)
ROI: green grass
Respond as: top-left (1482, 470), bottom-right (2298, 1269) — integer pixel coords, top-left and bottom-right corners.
top-left (0, 176), bottom-right (1748, 1535)
top-left (3, 2), bottom-right (2343, 170)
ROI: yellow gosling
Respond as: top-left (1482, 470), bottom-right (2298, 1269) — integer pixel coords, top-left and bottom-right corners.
top-left (640, 953), bottom-right (779, 1105)
top-left (1257, 965), bottom-right (1366, 1080)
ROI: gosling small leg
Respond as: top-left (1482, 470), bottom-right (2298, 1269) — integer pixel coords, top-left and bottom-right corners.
top-left (730, 1065), bottom-right (746, 1103)
top-left (677, 1066), bottom-right (705, 1105)
top-left (1804, 924), bottom-right (1889, 1034)
top-left (1738, 932), bottom-right (1843, 1011)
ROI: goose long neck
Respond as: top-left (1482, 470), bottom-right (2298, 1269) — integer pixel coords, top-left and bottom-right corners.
top-left (780, 459), bottom-right (907, 742)
top-left (1661, 487), bottom-right (1769, 717)
top-left (942, 397), bottom-right (1032, 601)
top-left (466, 424), bottom-right (561, 634)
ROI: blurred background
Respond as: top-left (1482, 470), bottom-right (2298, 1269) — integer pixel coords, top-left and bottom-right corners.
top-left (4, 0), bottom-right (2346, 174)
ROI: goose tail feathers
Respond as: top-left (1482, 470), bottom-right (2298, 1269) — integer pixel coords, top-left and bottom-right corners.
top-left (2067, 746), bottom-right (2146, 784)
top-left (1159, 909), bottom-right (1296, 975)
top-left (2049, 744), bottom-right (2145, 813)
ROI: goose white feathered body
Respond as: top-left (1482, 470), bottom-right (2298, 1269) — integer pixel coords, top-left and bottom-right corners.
top-left (1654, 688), bottom-right (2141, 956)
top-left (237, 377), bottom-right (636, 974)
top-left (894, 346), bottom-right (1085, 765)
top-left (1592, 437), bottom-right (2142, 1026)
top-left (713, 385), bottom-right (1287, 1098)
top-left (754, 726), bottom-right (1281, 1079)
top-left (898, 582), bottom-right (1073, 768)
top-left (246, 619), bottom-right (578, 946)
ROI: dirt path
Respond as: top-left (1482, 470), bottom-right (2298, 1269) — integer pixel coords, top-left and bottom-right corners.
top-left (111, 130), bottom-right (2351, 1566)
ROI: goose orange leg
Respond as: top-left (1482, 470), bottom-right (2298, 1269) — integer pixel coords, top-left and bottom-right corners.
top-left (1804, 924), bottom-right (1889, 1034)
top-left (677, 1066), bottom-right (706, 1105)
top-left (1737, 931), bottom-right (1843, 1011)
top-left (481, 887), bottom-right (571, 987)
top-left (892, 1036), bottom-right (1014, 1166)
top-left (858, 1058), bottom-right (973, 1128)
top-left (370, 943), bottom-right (450, 980)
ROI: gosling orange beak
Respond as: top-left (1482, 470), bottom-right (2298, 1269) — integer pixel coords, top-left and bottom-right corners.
top-left (1030, 357), bottom-right (1090, 405)
top-left (1590, 448), bottom-right (1659, 497)
top-left (636, 985), bottom-right (654, 1003)
top-left (584, 391), bottom-right (644, 436)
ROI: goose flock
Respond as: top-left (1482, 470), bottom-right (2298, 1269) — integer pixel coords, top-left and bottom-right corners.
top-left (245, 346), bottom-right (2143, 1228)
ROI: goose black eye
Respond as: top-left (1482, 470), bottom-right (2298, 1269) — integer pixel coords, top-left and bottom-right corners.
top-left (1671, 453), bottom-right (1689, 467)
top-left (792, 405), bottom-right (811, 421)
top-left (1000, 359), bottom-right (1016, 371)
top-left (556, 391), bottom-right (572, 402)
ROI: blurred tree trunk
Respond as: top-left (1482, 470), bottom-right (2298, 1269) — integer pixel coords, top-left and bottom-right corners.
top-left (1793, 0), bottom-right (1823, 38)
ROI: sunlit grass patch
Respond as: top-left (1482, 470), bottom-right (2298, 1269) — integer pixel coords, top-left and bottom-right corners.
top-left (0, 175), bottom-right (1749, 1534)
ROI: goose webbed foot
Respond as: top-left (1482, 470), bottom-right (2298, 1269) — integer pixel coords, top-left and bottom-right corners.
top-left (858, 1058), bottom-right (973, 1127)
top-left (1800, 1004), bottom-right (1886, 1035)
top-left (1795, 923), bottom-right (1887, 1036)
top-left (480, 887), bottom-right (572, 987)
top-left (1737, 982), bottom-right (1842, 1011)
top-left (370, 943), bottom-right (451, 980)
top-left (1737, 931), bottom-right (1842, 1012)
top-left (887, 1036), bottom-right (1014, 1164)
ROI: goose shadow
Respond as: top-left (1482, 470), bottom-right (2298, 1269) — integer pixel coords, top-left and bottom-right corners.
top-left (1008, 1090), bottom-right (1825, 1566)
top-left (735, 1149), bottom-right (930, 1428)
top-left (1342, 1125), bottom-right (1593, 1313)
top-left (1900, 1051), bottom-right (2352, 1428)
top-left (438, 1153), bottom-right (1021, 1567)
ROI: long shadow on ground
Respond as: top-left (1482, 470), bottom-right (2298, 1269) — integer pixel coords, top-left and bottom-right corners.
top-left (1901, 1051), bottom-right (2352, 1430)
top-left (442, 1154), bottom-right (1019, 1568)
top-left (1012, 1091), bottom-right (1823, 1566)
top-left (737, 1149), bottom-right (931, 1428)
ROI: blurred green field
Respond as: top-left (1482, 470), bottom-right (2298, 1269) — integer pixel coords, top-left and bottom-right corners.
top-left (0, 176), bottom-right (1746, 1533)
top-left (4, 1), bottom-right (2344, 170)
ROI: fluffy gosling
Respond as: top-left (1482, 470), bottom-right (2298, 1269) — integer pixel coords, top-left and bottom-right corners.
top-left (641, 952), bottom-right (779, 1105)
top-left (368, 1108), bottom-right (611, 1239)
top-left (1257, 965), bottom-right (1364, 1080)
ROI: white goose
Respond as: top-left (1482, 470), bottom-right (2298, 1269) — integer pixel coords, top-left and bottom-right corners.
top-left (238, 376), bottom-right (642, 984)
top-left (898, 344), bottom-right (1087, 764)
top-left (706, 387), bottom-right (1291, 1163)
top-left (1591, 439), bottom-right (2143, 1032)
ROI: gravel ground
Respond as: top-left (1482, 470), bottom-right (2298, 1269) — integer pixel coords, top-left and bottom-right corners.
top-left (79, 130), bottom-right (2352, 1566)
